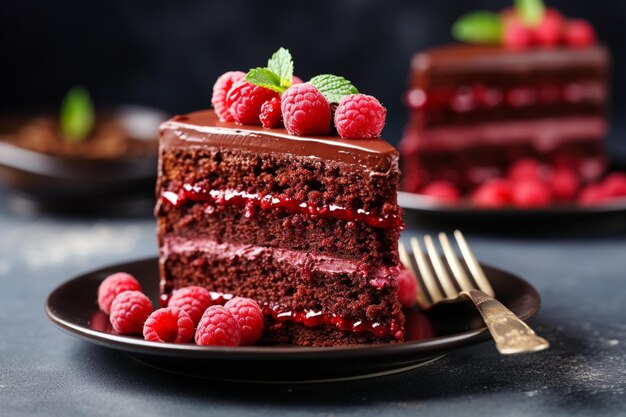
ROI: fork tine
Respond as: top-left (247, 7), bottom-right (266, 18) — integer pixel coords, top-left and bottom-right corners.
top-left (423, 234), bottom-right (457, 299)
top-left (438, 232), bottom-right (475, 293)
top-left (454, 230), bottom-right (495, 297)
top-left (399, 241), bottom-right (430, 309)
top-left (409, 237), bottom-right (443, 304)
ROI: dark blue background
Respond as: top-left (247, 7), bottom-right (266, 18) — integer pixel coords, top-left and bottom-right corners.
top-left (1, 0), bottom-right (624, 144)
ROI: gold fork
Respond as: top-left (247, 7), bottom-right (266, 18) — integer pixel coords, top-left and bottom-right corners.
top-left (399, 230), bottom-right (549, 355)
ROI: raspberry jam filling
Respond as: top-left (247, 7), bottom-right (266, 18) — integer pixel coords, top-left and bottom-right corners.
top-left (405, 82), bottom-right (604, 113)
top-left (160, 291), bottom-right (403, 338)
top-left (161, 183), bottom-right (403, 229)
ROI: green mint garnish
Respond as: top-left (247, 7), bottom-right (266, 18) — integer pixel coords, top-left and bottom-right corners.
top-left (267, 47), bottom-right (294, 89)
top-left (308, 74), bottom-right (358, 104)
top-left (452, 11), bottom-right (503, 44)
top-left (60, 86), bottom-right (95, 142)
top-left (245, 48), bottom-right (294, 94)
top-left (515, 0), bottom-right (545, 27)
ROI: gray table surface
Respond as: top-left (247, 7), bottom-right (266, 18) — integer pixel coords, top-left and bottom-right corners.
top-left (0, 193), bottom-right (625, 417)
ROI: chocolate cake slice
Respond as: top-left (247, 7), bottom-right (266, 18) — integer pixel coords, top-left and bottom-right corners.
top-left (400, 44), bottom-right (610, 192)
top-left (156, 109), bottom-right (405, 346)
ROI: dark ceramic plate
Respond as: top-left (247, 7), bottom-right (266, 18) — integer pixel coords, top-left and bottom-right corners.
top-left (45, 257), bottom-right (541, 383)
top-left (0, 106), bottom-right (167, 213)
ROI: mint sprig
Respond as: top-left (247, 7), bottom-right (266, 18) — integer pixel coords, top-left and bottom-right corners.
top-left (309, 74), bottom-right (359, 104)
top-left (60, 85), bottom-right (94, 142)
top-left (452, 11), bottom-right (503, 44)
top-left (245, 48), bottom-right (294, 94)
top-left (515, 0), bottom-right (545, 27)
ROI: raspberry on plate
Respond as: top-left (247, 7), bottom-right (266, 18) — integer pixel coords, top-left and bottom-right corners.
top-left (420, 180), bottom-right (461, 204)
top-left (550, 168), bottom-right (580, 201)
top-left (507, 158), bottom-right (544, 182)
top-left (334, 94), bottom-right (386, 139)
top-left (211, 71), bottom-right (246, 122)
top-left (167, 286), bottom-right (214, 326)
top-left (281, 83), bottom-right (331, 136)
top-left (602, 172), bottom-right (626, 198)
top-left (259, 97), bottom-right (282, 128)
top-left (195, 305), bottom-right (241, 346)
top-left (109, 290), bottom-right (153, 335)
top-left (97, 272), bottom-right (141, 315)
top-left (143, 307), bottom-right (194, 344)
top-left (226, 79), bottom-right (279, 125)
top-left (471, 179), bottom-right (514, 208)
top-left (512, 179), bottom-right (553, 208)
top-left (397, 269), bottom-right (418, 308)
top-left (224, 297), bottom-right (264, 346)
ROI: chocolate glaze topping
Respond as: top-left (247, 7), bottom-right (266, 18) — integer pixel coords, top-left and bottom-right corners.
top-left (159, 110), bottom-right (398, 174)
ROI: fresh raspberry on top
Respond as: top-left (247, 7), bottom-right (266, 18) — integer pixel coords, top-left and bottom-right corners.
top-left (420, 181), bottom-right (461, 204)
top-left (143, 307), bottom-right (194, 344)
top-left (397, 269), bottom-right (418, 308)
top-left (334, 94), bottom-right (387, 139)
top-left (512, 178), bottom-right (553, 208)
top-left (211, 71), bottom-right (246, 122)
top-left (226, 79), bottom-right (279, 125)
top-left (550, 168), bottom-right (580, 201)
top-left (195, 305), bottom-right (241, 346)
top-left (503, 18), bottom-right (533, 49)
top-left (224, 297), bottom-right (264, 346)
top-left (507, 158), bottom-right (544, 182)
top-left (259, 97), bottom-right (282, 128)
top-left (167, 286), bottom-right (213, 326)
top-left (281, 83), bottom-right (331, 136)
top-left (534, 9), bottom-right (565, 47)
top-left (471, 179), bottom-right (514, 208)
top-left (564, 20), bottom-right (596, 48)
top-left (109, 290), bottom-right (154, 335)
top-left (97, 272), bottom-right (141, 315)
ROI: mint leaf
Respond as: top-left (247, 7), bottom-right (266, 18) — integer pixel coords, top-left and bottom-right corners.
top-left (60, 86), bottom-right (94, 142)
top-left (452, 11), bottom-right (503, 44)
top-left (309, 74), bottom-right (358, 104)
top-left (245, 68), bottom-right (284, 93)
top-left (267, 47), bottom-right (294, 88)
top-left (515, 0), bottom-right (545, 27)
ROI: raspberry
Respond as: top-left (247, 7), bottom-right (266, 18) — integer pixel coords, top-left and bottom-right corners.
top-left (143, 307), bottom-right (194, 344)
top-left (471, 179), bottom-right (513, 208)
top-left (195, 306), bottom-right (241, 346)
top-left (420, 181), bottom-right (461, 204)
top-left (507, 158), bottom-right (545, 182)
top-left (533, 9), bottom-right (565, 47)
top-left (503, 18), bottom-right (533, 49)
top-left (334, 94), bottom-right (387, 139)
top-left (397, 269), bottom-right (418, 308)
top-left (550, 168), bottom-right (580, 201)
top-left (226, 79), bottom-right (279, 125)
top-left (259, 97), bottom-right (282, 128)
top-left (579, 184), bottom-right (608, 206)
top-left (97, 272), bottom-right (141, 315)
top-left (109, 291), bottom-right (153, 335)
top-left (167, 286), bottom-right (213, 326)
top-left (281, 83), bottom-right (331, 136)
top-left (512, 179), bottom-right (553, 208)
top-left (224, 297), bottom-right (264, 345)
top-left (291, 76), bottom-right (304, 85)
top-left (564, 20), bottom-right (596, 48)
top-left (602, 173), bottom-right (626, 198)
top-left (211, 71), bottom-right (245, 122)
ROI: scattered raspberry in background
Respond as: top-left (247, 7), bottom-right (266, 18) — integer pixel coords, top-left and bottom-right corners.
top-left (211, 71), bottom-right (245, 122)
top-left (471, 179), bottom-right (514, 208)
top-left (550, 168), bottom-right (580, 201)
top-left (259, 97), bottom-right (282, 128)
top-left (195, 306), bottom-right (241, 346)
top-left (97, 272), bottom-right (141, 315)
top-left (564, 19), bottom-right (596, 48)
top-left (397, 269), bottom-right (418, 308)
top-left (226, 79), bottom-right (279, 125)
top-left (420, 181), bottom-right (461, 204)
top-left (334, 94), bottom-right (386, 139)
top-left (143, 307), bottom-right (194, 344)
top-left (534, 9), bottom-right (565, 47)
top-left (281, 83), bottom-right (331, 135)
top-left (512, 179), bottom-right (552, 208)
top-left (507, 158), bottom-right (544, 182)
top-left (109, 290), bottom-right (153, 335)
top-left (291, 76), bottom-right (304, 85)
top-left (167, 286), bottom-right (213, 326)
top-left (224, 297), bottom-right (264, 345)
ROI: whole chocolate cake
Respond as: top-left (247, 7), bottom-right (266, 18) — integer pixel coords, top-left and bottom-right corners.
top-left (155, 110), bottom-right (405, 346)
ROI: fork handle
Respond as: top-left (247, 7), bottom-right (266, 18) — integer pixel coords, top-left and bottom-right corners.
top-left (461, 289), bottom-right (549, 355)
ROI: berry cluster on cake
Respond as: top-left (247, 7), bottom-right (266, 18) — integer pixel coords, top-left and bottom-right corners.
top-left (155, 49), bottom-right (407, 346)
top-left (399, 0), bottom-right (626, 208)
